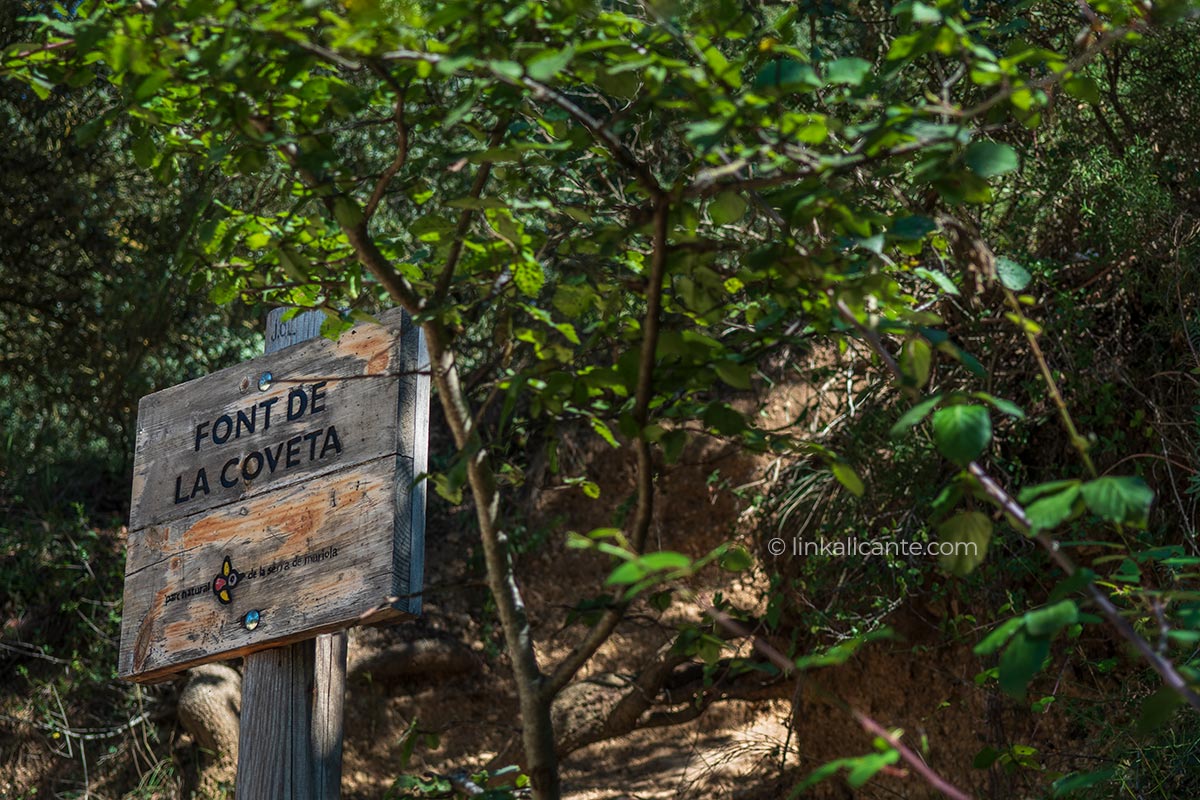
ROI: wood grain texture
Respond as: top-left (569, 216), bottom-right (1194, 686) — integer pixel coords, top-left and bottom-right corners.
top-left (120, 458), bottom-right (409, 681)
top-left (311, 631), bottom-right (347, 798)
top-left (236, 644), bottom-right (316, 799)
top-left (130, 309), bottom-right (407, 531)
top-left (394, 321), bottom-right (430, 615)
top-left (120, 307), bottom-right (430, 683)
top-left (242, 308), bottom-right (343, 800)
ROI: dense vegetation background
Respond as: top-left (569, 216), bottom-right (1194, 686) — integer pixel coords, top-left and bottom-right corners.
top-left (3, 0), bottom-right (1200, 797)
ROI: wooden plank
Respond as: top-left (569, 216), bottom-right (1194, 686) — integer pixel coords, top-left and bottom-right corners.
top-left (266, 307), bottom-right (327, 352)
top-left (130, 309), bottom-right (406, 531)
top-left (119, 458), bottom-right (410, 681)
top-left (311, 631), bottom-right (348, 797)
top-left (236, 644), bottom-right (316, 798)
top-left (394, 322), bottom-right (430, 615)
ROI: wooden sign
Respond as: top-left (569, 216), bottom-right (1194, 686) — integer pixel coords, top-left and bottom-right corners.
top-left (119, 309), bottom-right (429, 683)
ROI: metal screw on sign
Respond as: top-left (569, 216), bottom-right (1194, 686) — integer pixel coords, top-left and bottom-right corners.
top-left (258, 372), bottom-right (273, 391)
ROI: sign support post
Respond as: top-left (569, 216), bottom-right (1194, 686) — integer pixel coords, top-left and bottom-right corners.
top-left (236, 309), bottom-right (343, 798)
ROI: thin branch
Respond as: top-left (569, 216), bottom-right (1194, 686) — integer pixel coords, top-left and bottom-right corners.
top-left (967, 463), bottom-right (1200, 712)
top-left (362, 74), bottom-right (408, 224)
top-left (542, 194), bottom-right (670, 702)
top-left (831, 300), bottom-right (1200, 714)
top-left (380, 49), bottom-right (662, 195)
top-left (434, 118), bottom-right (510, 304)
top-left (1001, 288), bottom-right (1098, 477)
top-left (707, 608), bottom-right (973, 800)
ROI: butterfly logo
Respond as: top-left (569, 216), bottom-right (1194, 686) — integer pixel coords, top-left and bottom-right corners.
top-left (212, 556), bottom-right (242, 605)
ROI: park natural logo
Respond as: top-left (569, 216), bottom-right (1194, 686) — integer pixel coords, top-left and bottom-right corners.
top-left (212, 556), bottom-right (243, 604)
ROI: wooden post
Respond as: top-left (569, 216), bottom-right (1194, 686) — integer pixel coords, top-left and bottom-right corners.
top-left (237, 309), bottom-right (346, 799)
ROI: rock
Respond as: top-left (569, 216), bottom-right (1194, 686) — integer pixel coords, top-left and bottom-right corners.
top-left (177, 663), bottom-right (240, 796)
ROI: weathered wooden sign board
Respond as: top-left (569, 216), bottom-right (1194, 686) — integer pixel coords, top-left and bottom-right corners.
top-left (118, 309), bottom-right (429, 683)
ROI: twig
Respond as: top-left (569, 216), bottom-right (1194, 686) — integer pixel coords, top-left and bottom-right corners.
top-left (832, 300), bottom-right (1200, 712)
top-left (967, 463), bottom-right (1200, 712)
top-left (707, 608), bottom-right (974, 800)
top-left (0, 640), bottom-right (71, 664)
top-left (542, 194), bottom-right (670, 702)
top-left (433, 117), bottom-right (511, 304)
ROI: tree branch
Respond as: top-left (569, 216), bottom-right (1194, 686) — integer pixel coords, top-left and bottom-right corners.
top-left (831, 300), bottom-right (1200, 715)
top-left (707, 609), bottom-right (973, 800)
top-left (362, 75), bottom-right (408, 225)
top-left (433, 117), bottom-right (510, 304)
top-left (542, 194), bottom-right (670, 702)
top-left (262, 121), bottom-right (561, 798)
top-left (967, 463), bottom-right (1200, 712)
top-left (379, 49), bottom-right (662, 196)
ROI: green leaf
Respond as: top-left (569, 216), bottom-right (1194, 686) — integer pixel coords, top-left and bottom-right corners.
top-left (607, 551), bottom-right (691, 585)
top-left (709, 191), bottom-right (748, 225)
top-left (1080, 476), bottom-right (1154, 527)
top-left (552, 284), bottom-right (597, 316)
top-left (995, 256), bottom-right (1032, 290)
top-left (319, 313), bottom-right (353, 341)
top-left (661, 429), bottom-right (688, 463)
top-left (1051, 767), bottom-right (1115, 798)
top-left (824, 57), bottom-right (872, 86)
top-left (889, 394), bottom-right (943, 437)
top-left (1023, 600), bottom-right (1078, 637)
top-left (909, 1), bottom-right (944, 23)
top-left (719, 546), bottom-right (753, 572)
top-left (931, 405), bottom-right (992, 466)
top-left (753, 58), bottom-right (819, 93)
top-left (831, 462), bottom-right (865, 497)
top-left (640, 551), bottom-right (692, 571)
top-left (513, 260), bottom-right (545, 297)
top-left (846, 750), bottom-right (900, 788)
top-left (973, 392), bottom-right (1025, 418)
top-left (937, 511), bottom-right (991, 576)
top-left (131, 134), bottom-right (156, 169)
top-left (965, 141), bottom-right (1020, 178)
top-left (1018, 479), bottom-right (1082, 505)
top-left (998, 629), bottom-right (1049, 698)
top-left (900, 338), bottom-right (932, 388)
top-left (525, 46), bottom-right (575, 82)
top-left (429, 472), bottom-right (464, 505)
top-left (74, 116), bottom-right (107, 147)
top-left (1062, 75), bottom-right (1101, 105)
top-left (208, 279), bottom-right (239, 305)
top-left (913, 267), bottom-right (960, 296)
top-left (332, 196), bottom-right (364, 230)
top-left (703, 402), bottom-right (747, 435)
top-left (589, 417), bottom-right (619, 448)
top-left (133, 69), bottom-right (169, 102)
top-left (890, 215), bottom-right (937, 241)
top-left (607, 560), bottom-right (647, 585)
top-left (974, 617), bottom-right (1023, 656)
top-left (1024, 486), bottom-right (1081, 533)
top-left (714, 360), bottom-right (752, 389)
top-left (973, 746), bottom-right (1001, 769)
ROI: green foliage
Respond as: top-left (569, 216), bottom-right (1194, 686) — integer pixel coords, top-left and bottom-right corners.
top-left (937, 511), bottom-right (990, 576)
top-left (931, 404), bottom-right (992, 466)
top-left (5, 0), bottom-right (1200, 797)
top-left (0, 1), bottom-right (260, 512)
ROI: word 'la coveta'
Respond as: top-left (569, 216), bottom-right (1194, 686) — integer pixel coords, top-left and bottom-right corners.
top-left (173, 382), bottom-right (342, 504)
